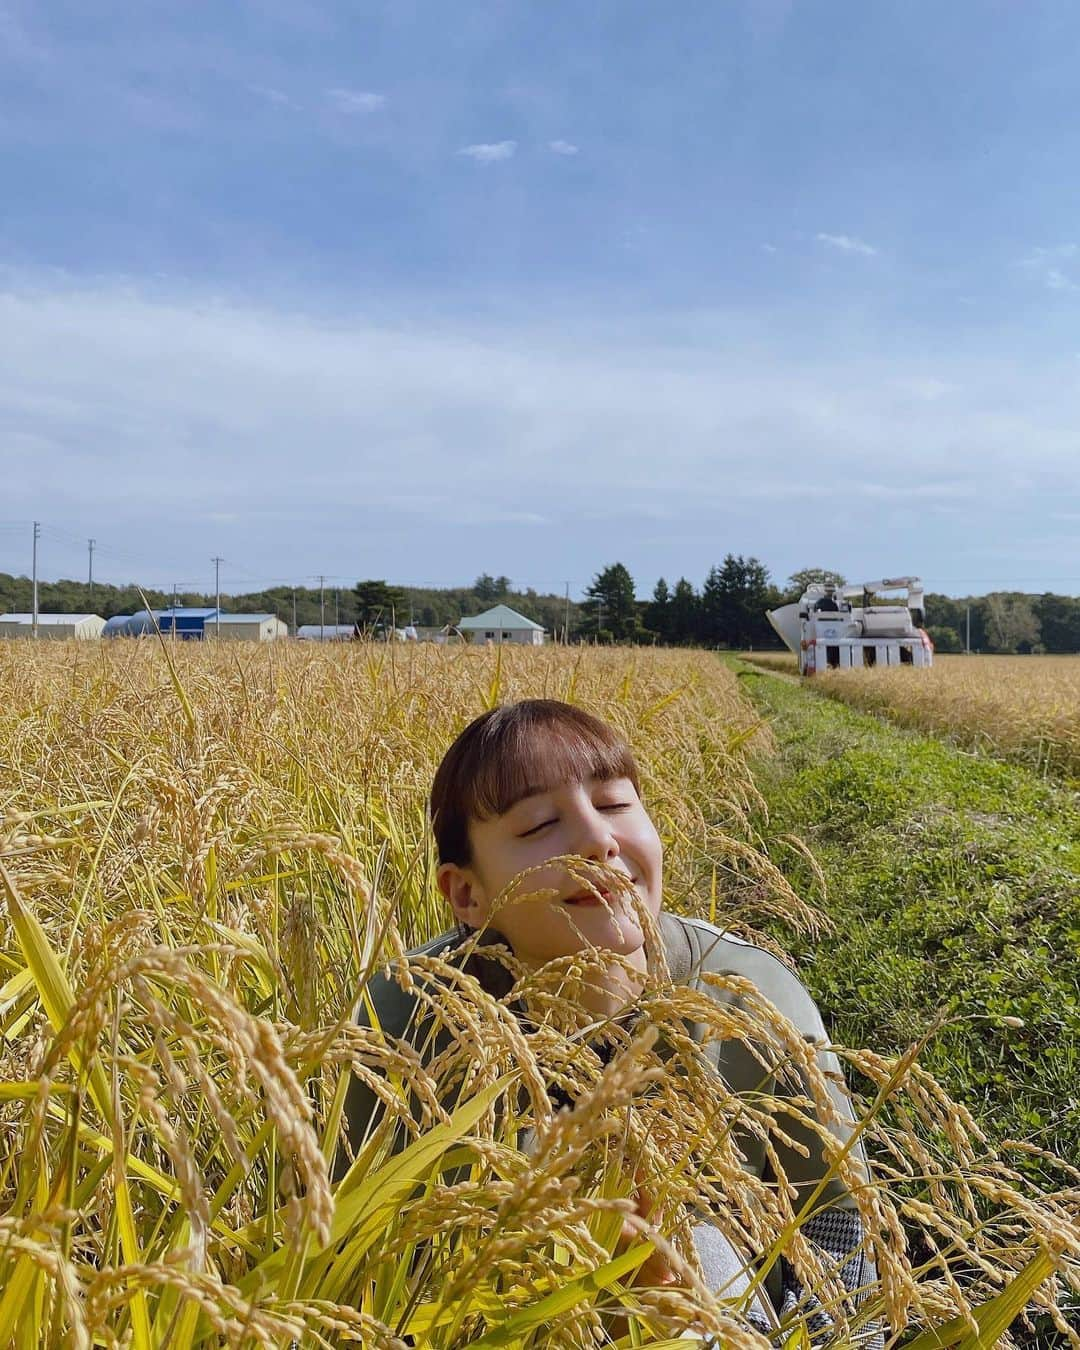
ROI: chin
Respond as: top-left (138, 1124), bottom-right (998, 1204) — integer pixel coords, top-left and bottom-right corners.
top-left (565, 910), bottom-right (647, 957)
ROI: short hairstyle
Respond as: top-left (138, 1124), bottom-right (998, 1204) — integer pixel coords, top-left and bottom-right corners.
top-left (430, 699), bottom-right (640, 866)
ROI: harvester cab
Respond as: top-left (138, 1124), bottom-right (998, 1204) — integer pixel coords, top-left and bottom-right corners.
top-left (766, 577), bottom-right (933, 676)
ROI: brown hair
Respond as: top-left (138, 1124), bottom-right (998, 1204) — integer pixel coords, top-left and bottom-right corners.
top-left (430, 700), bottom-right (640, 865)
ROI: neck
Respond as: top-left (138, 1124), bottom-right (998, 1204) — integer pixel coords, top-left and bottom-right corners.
top-left (546, 946), bottom-right (649, 1023)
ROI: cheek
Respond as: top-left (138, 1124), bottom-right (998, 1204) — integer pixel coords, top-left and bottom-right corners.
top-left (632, 821), bottom-right (664, 890)
top-left (473, 841), bottom-right (560, 904)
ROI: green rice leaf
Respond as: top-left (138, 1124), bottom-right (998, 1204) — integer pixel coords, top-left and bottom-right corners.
top-left (459, 1242), bottom-right (655, 1348)
top-left (0, 862), bottom-right (151, 1350)
top-left (901, 1247), bottom-right (1059, 1350)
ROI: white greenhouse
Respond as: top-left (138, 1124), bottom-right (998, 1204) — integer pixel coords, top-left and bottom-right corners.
top-left (296, 624), bottom-right (358, 642)
top-left (0, 613), bottom-right (106, 640)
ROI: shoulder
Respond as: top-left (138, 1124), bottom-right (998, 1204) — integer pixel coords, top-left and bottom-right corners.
top-left (358, 929), bottom-right (462, 1039)
top-left (664, 913), bottom-right (829, 1043)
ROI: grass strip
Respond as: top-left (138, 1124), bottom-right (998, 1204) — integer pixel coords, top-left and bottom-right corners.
top-left (735, 662), bottom-right (1080, 1170)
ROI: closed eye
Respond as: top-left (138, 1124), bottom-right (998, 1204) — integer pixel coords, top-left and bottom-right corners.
top-left (597, 802), bottom-right (632, 813)
top-left (518, 818), bottom-right (557, 838)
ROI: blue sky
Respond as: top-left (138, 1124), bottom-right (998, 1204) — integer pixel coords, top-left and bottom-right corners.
top-left (2, 0), bottom-right (1078, 600)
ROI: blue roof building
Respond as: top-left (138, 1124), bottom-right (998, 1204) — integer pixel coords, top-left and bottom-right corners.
top-left (159, 607), bottom-right (222, 640)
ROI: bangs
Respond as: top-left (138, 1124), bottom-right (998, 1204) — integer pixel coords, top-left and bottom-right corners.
top-left (430, 700), bottom-right (640, 865)
top-left (468, 710), bottom-right (637, 821)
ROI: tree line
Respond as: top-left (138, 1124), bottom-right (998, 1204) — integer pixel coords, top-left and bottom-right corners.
top-left (1, 564), bottom-right (1078, 653)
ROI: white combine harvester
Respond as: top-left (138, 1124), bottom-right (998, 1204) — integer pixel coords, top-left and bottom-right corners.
top-left (767, 577), bottom-right (933, 676)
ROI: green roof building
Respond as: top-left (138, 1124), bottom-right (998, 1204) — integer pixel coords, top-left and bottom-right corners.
top-left (456, 604), bottom-right (545, 646)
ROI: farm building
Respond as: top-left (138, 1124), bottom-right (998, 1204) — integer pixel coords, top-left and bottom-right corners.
top-left (159, 607), bottom-right (222, 639)
top-left (0, 613), bottom-right (106, 640)
top-left (103, 611), bottom-right (164, 637)
top-left (457, 604), bottom-right (545, 646)
top-left (215, 613), bottom-right (288, 641)
top-left (297, 624), bottom-right (358, 642)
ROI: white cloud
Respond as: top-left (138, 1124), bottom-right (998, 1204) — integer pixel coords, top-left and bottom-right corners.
top-left (1043, 269), bottom-right (1077, 293)
top-left (458, 140), bottom-right (517, 163)
top-left (1022, 244), bottom-right (1077, 266)
top-left (816, 232), bottom-right (878, 257)
top-left (1018, 245), bottom-right (1079, 292)
top-left (326, 88), bottom-right (386, 114)
top-left (0, 273), bottom-right (1074, 590)
top-left (248, 84), bottom-right (300, 110)
top-left (761, 243), bottom-right (778, 254)
top-left (893, 377), bottom-right (954, 401)
top-left (548, 139), bottom-right (579, 156)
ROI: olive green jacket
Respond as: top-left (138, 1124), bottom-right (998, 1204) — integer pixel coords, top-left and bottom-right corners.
top-left (341, 910), bottom-right (862, 1209)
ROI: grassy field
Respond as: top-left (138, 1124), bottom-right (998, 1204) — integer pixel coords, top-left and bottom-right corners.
top-left (0, 640), bottom-right (1077, 1347)
top-left (736, 661), bottom-right (1080, 1166)
top-left (739, 651), bottom-right (799, 675)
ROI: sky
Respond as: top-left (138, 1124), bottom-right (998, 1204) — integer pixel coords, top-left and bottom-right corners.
top-left (2, 0), bottom-right (1079, 600)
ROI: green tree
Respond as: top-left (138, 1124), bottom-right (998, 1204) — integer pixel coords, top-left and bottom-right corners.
top-left (473, 574), bottom-right (512, 602)
top-left (985, 593), bottom-right (1041, 653)
top-left (668, 578), bottom-right (700, 645)
top-left (704, 555), bottom-right (773, 648)
top-left (700, 565), bottom-right (725, 646)
top-left (927, 625), bottom-right (963, 653)
top-left (783, 567), bottom-right (848, 602)
top-left (645, 578), bottom-right (671, 642)
top-left (582, 563), bottom-right (639, 642)
top-left (1035, 592), bottom-right (1080, 653)
top-left (353, 580), bottom-right (406, 631)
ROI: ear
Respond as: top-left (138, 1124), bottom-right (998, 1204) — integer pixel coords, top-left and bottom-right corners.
top-left (437, 862), bottom-right (489, 927)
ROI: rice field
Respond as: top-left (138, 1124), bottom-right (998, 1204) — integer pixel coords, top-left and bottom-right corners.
top-left (0, 639), bottom-right (1077, 1347)
top-left (817, 655), bottom-right (1080, 782)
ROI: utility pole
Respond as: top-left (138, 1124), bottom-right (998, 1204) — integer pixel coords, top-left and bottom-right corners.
top-left (212, 557), bottom-right (223, 636)
top-left (291, 586), bottom-right (297, 636)
top-left (965, 605), bottom-right (971, 654)
top-left (563, 582), bottom-right (570, 645)
top-left (87, 538), bottom-right (95, 600)
top-left (596, 596), bottom-right (603, 641)
top-left (334, 587), bottom-right (339, 630)
top-left (317, 575), bottom-right (326, 640)
top-left (31, 521), bottom-right (40, 639)
top-left (172, 582), bottom-right (179, 640)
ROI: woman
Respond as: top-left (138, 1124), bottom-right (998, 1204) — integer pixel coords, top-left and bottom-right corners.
top-left (340, 699), bottom-right (881, 1344)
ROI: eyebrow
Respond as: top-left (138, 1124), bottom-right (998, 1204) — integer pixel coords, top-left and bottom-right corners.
top-left (503, 784), bottom-right (556, 813)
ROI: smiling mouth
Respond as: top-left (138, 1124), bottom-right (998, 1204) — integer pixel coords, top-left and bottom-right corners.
top-left (562, 879), bottom-right (636, 907)
top-left (563, 891), bottom-right (610, 907)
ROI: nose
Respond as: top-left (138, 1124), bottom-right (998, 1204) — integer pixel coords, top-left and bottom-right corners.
top-left (571, 803), bottom-right (620, 863)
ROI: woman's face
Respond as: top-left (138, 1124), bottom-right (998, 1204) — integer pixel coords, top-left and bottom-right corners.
top-left (436, 776), bottom-right (664, 968)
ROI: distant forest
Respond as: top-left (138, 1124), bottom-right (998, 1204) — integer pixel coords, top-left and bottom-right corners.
top-left (1, 561), bottom-right (1078, 653)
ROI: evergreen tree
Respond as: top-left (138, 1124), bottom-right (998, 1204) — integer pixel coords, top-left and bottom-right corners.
top-left (645, 578), bottom-right (671, 642)
top-left (473, 574), bottom-right (512, 602)
top-left (668, 577), bottom-right (700, 645)
top-left (353, 580), bottom-right (406, 631)
top-left (700, 565), bottom-right (724, 645)
top-left (582, 563), bottom-right (639, 642)
top-left (705, 555), bottom-right (773, 648)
